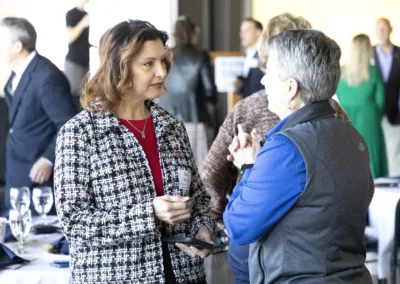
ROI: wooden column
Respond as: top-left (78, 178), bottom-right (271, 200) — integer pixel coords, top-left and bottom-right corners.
top-left (227, 92), bottom-right (242, 113)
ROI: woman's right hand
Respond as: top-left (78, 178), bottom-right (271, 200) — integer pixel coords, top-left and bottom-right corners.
top-left (153, 195), bottom-right (194, 224)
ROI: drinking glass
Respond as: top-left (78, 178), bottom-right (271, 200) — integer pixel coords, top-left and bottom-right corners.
top-left (10, 187), bottom-right (30, 216)
top-left (9, 209), bottom-right (32, 254)
top-left (32, 186), bottom-right (53, 222)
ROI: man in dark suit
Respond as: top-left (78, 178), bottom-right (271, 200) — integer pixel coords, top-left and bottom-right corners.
top-left (233, 18), bottom-right (264, 99)
top-left (374, 18), bottom-right (400, 176)
top-left (0, 17), bottom-right (76, 212)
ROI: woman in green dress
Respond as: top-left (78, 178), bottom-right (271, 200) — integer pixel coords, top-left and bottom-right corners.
top-left (337, 34), bottom-right (387, 178)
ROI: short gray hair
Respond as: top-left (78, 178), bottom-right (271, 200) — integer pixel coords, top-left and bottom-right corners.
top-left (1, 17), bottom-right (37, 52)
top-left (268, 29), bottom-right (341, 104)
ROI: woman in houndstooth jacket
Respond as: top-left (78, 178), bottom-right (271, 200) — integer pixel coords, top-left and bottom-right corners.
top-left (54, 20), bottom-right (215, 284)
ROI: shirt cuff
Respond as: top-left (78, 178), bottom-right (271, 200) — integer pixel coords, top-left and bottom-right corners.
top-left (42, 158), bottom-right (53, 167)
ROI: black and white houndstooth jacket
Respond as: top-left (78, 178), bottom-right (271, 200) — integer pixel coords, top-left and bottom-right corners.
top-left (54, 101), bottom-right (215, 284)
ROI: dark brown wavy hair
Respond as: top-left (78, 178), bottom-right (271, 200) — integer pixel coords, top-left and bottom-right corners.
top-left (81, 20), bottom-right (171, 112)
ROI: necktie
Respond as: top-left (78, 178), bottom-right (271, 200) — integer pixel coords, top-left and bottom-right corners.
top-left (6, 71), bottom-right (16, 96)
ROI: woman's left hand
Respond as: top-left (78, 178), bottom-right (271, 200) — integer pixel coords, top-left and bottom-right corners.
top-left (175, 226), bottom-right (215, 259)
top-left (228, 126), bottom-right (262, 169)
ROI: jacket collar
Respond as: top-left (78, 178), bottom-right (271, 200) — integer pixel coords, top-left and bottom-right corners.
top-left (12, 51), bottom-right (37, 78)
top-left (88, 101), bottom-right (173, 139)
top-left (280, 100), bottom-right (335, 132)
top-left (9, 53), bottom-right (41, 126)
top-left (265, 111), bottom-right (294, 139)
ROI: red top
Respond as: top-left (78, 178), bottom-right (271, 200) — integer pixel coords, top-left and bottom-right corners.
top-left (119, 116), bottom-right (164, 198)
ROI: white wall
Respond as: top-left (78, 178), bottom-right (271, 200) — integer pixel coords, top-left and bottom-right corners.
top-left (15, 0), bottom-right (178, 72)
top-left (88, 0), bottom-right (178, 74)
top-left (253, 0), bottom-right (400, 64)
top-left (15, 0), bottom-right (75, 70)
top-left (0, 0), bottom-right (17, 94)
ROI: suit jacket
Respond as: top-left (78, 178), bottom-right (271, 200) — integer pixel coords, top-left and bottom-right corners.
top-left (0, 98), bottom-right (8, 185)
top-left (238, 51), bottom-right (265, 99)
top-left (374, 45), bottom-right (400, 124)
top-left (54, 102), bottom-right (215, 283)
top-left (4, 53), bottom-right (76, 190)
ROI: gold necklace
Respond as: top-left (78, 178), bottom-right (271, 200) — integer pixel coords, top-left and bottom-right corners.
top-left (125, 117), bottom-right (149, 138)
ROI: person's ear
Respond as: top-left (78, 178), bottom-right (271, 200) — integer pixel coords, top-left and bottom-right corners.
top-left (287, 78), bottom-right (300, 101)
top-left (13, 41), bottom-right (23, 54)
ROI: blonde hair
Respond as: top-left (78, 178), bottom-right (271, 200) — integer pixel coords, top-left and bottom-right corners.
top-left (342, 34), bottom-right (372, 86)
top-left (258, 13), bottom-right (312, 70)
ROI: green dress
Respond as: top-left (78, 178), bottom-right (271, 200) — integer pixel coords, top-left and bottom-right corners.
top-left (336, 65), bottom-right (387, 178)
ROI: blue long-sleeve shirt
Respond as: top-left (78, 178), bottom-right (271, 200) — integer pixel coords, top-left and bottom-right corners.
top-left (223, 113), bottom-right (306, 245)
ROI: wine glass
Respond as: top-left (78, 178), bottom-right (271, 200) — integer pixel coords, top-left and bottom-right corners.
top-left (10, 187), bottom-right (31, 216)
top-left (9, 209), bottom-right (32, 254)
top-left (32, 186), bottom-right (53, 223)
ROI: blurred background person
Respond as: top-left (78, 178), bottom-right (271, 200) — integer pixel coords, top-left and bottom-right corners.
top-left (0, 17), bottom-right (75, 214)
top-left (337, 34), bottom-right (387, 179)
top-left (157, 16), bottom-right (217, 165)
top-left (233, 18), bottom-right (264, 99)
top-left (55, 19), bottom-right (214, 283)
top-left (200, 13), bottom-right (312, 284)
top-left (374, 17), bottom-right (400, 177)
top-left (192, 23), bottom-right (201, 48)
top-left (64, 0), bottom-right (90, 110)
top-left (158, 15), bottom-right (217, 125)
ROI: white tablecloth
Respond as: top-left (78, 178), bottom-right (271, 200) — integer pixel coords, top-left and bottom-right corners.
top-left (368, 179), bottom-right (400, 280)
top-left (0, 228), bottom-right (70, 284)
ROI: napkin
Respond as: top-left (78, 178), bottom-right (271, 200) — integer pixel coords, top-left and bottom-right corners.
top-left (0, 243), bottom-right (30, 269)
top-left (45, 236), bottom-right (69, 255)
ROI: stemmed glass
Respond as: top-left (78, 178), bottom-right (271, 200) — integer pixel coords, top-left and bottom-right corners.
top-left (10, 187), bottom-right (30, 216)
top-left (9, 209), bottom-right (32, 254)
top-left (32, 186), bottom-right (53, 223)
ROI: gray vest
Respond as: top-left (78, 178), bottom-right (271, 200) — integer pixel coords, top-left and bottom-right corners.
top-left (249, 101), bottom-right (373, 284)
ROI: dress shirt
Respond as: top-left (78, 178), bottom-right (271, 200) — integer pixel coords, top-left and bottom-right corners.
top-left (10, 51), bottom-right (37, 94)
top-left (376, 45), bottom-right (394, 83)
top-left (242, 46), bottom-right (258, 78)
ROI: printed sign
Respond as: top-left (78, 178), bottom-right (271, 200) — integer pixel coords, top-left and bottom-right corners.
top-left (214, 56), bottom-right (245, 93)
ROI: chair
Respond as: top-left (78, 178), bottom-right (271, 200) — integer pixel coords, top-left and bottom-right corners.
top-left (391, 199), bottom-right (400, 283)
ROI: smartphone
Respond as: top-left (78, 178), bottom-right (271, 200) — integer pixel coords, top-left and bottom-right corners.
top-left (49, 260), bottom-right (70, 268)
top-left (162, 236), bottom-right (214, 250)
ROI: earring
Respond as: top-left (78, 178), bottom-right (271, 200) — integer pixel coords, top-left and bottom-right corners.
top-left (288, 102), bottom-right (292, 110)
